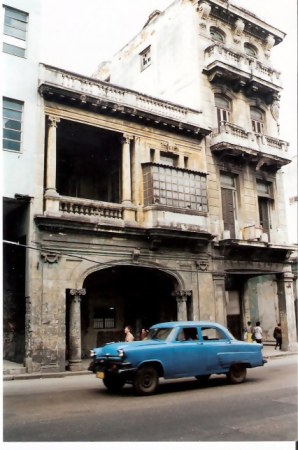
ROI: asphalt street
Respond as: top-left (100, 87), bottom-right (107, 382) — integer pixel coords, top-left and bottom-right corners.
top-left (3, 354), bottom-right (298, 442)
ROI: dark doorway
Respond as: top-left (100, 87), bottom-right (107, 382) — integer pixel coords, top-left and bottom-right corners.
top-left (80, 265), bottom-right (178, 356)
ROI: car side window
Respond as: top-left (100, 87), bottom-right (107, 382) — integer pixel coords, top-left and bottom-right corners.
top-left (176, 327), bottom-right (198, 341)
top-left (201, 327), bottom-right (227, 342)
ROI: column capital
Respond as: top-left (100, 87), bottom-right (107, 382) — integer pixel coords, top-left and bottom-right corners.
top-left (121, 134), bottom-right (133, 145)
top-left (48, 116), bottom-right (60, 128)
top-left (172, 290), bottom-right (192, 302)
top-left (70, 288), bottom-right (86, 298)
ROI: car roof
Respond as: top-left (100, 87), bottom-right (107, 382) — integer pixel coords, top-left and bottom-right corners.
top-left (150, 321), bottom-right (225, 328)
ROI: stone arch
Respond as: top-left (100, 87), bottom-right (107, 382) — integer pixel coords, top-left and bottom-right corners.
top-left (77, 263), bottom-right (187, 356)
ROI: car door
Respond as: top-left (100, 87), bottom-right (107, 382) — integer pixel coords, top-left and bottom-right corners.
top-left (169, 326), bottom-right (207, 378)
top-left (197, 325), bottom-right (233, 372)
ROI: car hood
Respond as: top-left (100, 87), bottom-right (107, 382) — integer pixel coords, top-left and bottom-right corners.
top-left (92, 339), bottom-right (163, 358)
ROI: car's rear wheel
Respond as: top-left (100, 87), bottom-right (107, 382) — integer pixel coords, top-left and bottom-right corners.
top-left (133, 366), bottom-right (159, 395)
top-left (103, 374), bottom-right (125, 392)
top-left (227, 364), bottom-right (247, 384)
top-left (195, 374), bottom-right (211, 383)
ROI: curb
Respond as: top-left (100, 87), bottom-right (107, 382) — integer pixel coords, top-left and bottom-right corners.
top-left (4, 351), bottom-right (297, 381)
top-left (3, 370), bottom-right (92, 382)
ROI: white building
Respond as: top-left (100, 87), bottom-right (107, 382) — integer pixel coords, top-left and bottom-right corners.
top-left (2, 0), bottom-right (297, 373)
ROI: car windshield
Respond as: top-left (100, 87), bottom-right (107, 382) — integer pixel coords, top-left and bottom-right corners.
top-left (147, 327), bottom-right (173, 341)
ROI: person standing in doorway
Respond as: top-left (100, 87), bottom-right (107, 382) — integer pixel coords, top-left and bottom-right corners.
top-left (124, 325), bottom-right (135, 342)
top-left (254, 321), bottom-right (263, 344)
top-left (273, 323), bottom-right (282, 350)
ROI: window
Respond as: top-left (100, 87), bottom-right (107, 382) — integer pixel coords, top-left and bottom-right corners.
top-left (160, 152), bottom-right (177, 167)
top-left (244, 43), bottom-right (258, 57)
top-left (176, 328), bottom-right (198, 341)
top-left (140, 46), bottom-right (151, 71)
top-left (210, 27), bottom-right (225, 43)
top-left (257, 180), bottom-right (273, 238)
top-left (3, 6), bottom-right (28, 57)
top-left (201, 327), bottom-right (228, 341)
top-left (3, 98), bottom-right (23, 151)
top-left (215, 95), bottom-right (231, 127)
top-left (251, 107), bottom-right (264, 134)
top-left (143, 164), bottom-right (208, 212)
top-left (93, 307), bottom-right (115, 329)
top-left (220, 172), bottom-right (237, 239)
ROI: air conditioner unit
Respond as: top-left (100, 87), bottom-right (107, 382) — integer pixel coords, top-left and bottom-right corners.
top-left (243, 225), bottom-right (263, 241)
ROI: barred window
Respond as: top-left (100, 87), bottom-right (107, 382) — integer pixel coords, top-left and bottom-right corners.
top-left (140, 46), bottom-right (151, 71)
top-left (3, 98), bottom-right (23, 152)
top-left (93, 307), bottom-right (115, 329)
top-left (3, 6), bottom-right (28, 57)
top-left (143, 163), bottom-right (207, 212)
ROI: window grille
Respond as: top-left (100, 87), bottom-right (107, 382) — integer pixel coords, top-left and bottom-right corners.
top-left (93, 307), bottom-right (115, 329)
top-left (143, 163), bottom-right (207, 212)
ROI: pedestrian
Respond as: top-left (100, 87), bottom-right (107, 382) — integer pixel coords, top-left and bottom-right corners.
top-left (124, 325), bottom-right (135, 342)
top-left (244, 321), bottom-right (253, 342)
top-left (254, 321), bottom-right (263, 344)
top-left (273, 323), bottom-right (282, 350)
top-left (140, 328), bottom-right (149, 340)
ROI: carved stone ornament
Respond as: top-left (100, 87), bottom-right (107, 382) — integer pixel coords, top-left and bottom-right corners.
top-left (264, 34), bottom-right (275, 56)
top-left (70, 288), bottom-right (86, 299)
top-left (198, 2), bottom-right (211, 20)
top-left (40, 252), bottom-right (61, 264)
top-left (270, 100), bottom-right (280, 121)
top-left (234, 18), bottom-right (245, 36)
top-left (195, 260), bottom-right (209, 271)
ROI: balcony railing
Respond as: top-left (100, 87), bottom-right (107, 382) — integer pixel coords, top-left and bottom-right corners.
top-left (39, 64), bottom-right (203, 128)
top-left (204, 44), bottom-right (282, 90)
top-left (59, 196), bottom-right (124, 219)
top-left (211, 122), bottom-right (290, 165)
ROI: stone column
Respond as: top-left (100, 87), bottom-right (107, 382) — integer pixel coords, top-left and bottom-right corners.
top-left (24, 296), bottom-right (33, 373)
top-left (69, 288), bottom-right (86, 371)
top-left (45, 116), bottom-right (60, 196)
top-left (121, 135), bottom-right (132, 206)
top-left (173, 290), bottom-right (191, 321)
top-left (212, 273), bottom-right (227, 326)
top-left (277, 272), bottom-right (297, 351)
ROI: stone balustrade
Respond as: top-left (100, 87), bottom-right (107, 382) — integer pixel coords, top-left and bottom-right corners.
top-left (204, 44), bottom-right (281, 87)
top-left (211, 122), bottom-right (289, 160)
top-left (59, 196), bottom-right (124, 219)
top-left (39, 64), bottom-right (202, 126)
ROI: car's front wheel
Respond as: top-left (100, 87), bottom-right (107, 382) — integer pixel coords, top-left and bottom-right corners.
top-left (133, 366), bottom-right (159, 395)
top-left (227, 364), bottom-right (247, 384)
top-left (103, 374), bottom-right (125, 393)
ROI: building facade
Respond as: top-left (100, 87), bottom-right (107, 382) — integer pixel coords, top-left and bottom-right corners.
top-left (3, 0), bottom-right (297, 373)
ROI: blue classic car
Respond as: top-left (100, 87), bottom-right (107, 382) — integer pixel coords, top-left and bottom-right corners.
top-left (88, 321), bottom-right (266, 395)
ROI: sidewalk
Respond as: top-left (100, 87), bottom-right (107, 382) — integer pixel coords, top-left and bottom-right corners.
top-left (3, 344), bottom-right (297, 381)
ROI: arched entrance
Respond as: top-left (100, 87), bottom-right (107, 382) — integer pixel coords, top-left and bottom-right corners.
top-left (80, 265), bottom-right (181, 357)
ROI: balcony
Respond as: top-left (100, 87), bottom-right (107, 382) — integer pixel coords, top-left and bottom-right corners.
top-left (203, 44), bottom-right (282, 101)
top-left (210, 122), bottom-right (290, 169)
top-left (39, 64), bottom-right (210, 138)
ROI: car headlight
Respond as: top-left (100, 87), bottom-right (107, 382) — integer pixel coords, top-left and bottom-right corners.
top-left (117, 348), bottom-right (125, 358)
top-left (90, 349), bottom-right (96, 357)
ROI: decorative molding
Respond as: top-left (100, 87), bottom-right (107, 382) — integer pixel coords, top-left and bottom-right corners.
top-left (48, 116), bottom-right (60, 128)
top-left (132, 249), bottom-right (140, 263)
top-left (40, 252), bottom-right (61, 264)
top-left (195, 260), bottom-right (209, 271)
top-left (197, 1), bottom-right (211, 20)
top-left (70, 288), bottom-right (86, 299)
top-left (270, 100), bottom-right (280, 122)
